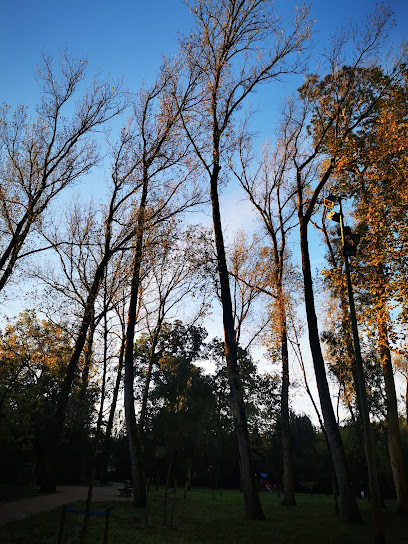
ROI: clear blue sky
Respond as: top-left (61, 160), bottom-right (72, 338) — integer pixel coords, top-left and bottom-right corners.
top-left (1, 0), bottom-right (406, 111)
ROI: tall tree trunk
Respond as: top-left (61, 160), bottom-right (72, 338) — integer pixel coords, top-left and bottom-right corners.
top-left (100, 325), bottom-right (126, 483)
top-left (77, 315), bottom-right (97, 483)
top-left (79, 314), bottom-right (97, 404)
top-left (339, 290), bottom-right (360, 405)
top-left (80, 292), bottom-right (109, 543)
top-left (406, 378), bottom-right (408, 425)
top-left (280, 322), bottom-right (296, 506)
top-left (210, 166), bottom-right (265, 520)
top-left (139, 323), bottom-right (162, 434)
top-left (343, 253), bottom-right (384, 542)
top-left (378, 316), bottom-right (408, 514)
top-left (299, 216), bottom-right (360, 522)
top-left (37, 177), bottom-right (125, 492)
top-left (39, 259), bottom-right (108, 492)
top-left (276, 277), bottom-right (296, 506)
top-left (123, 173), bottom-right (149, 508)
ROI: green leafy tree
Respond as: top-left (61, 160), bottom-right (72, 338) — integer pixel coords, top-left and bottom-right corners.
top-left (0, 311), bottom-right (85, 482)
top-left (137, 321), bottom-right (213, 488)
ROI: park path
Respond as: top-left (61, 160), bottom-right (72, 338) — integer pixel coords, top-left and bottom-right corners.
top-left (0, 484), bottom-right (129, 526)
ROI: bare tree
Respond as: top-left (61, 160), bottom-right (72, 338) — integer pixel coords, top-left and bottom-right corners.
top-left (178, 0), bottom-right (311, 520)
top-left (138, 220), bottom-right (212, 433)
top-left (0, 50), bottom-right (125, 296)
top-left (121, 61), bottom-right (202, 507)
top-left (34, 125), bottom-right (146, 491)
top-left (231, 137), bottom-right (298, 506)
top-left (227, 232), bottom-right (270, 349)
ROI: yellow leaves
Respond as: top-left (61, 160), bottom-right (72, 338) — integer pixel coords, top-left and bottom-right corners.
top-left (335, 155), bottom-right (349, 174)
top-left (0, 311), bottom-right (72, 384)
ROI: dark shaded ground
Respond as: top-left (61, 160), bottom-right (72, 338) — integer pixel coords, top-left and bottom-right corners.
top-left (1, 488), bottom-right (408, 544)
top-left (0, 484), bottom-right (44, 503)
top-left (0, 483), bottom-right (127, 526)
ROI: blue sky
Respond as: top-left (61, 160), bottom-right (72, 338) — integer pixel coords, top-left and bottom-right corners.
top-left (1, 0), bottom-right (407, 111)
top-left (1, 1), bottom-right (407, 417)
top-left (1, 0), bottom-right (406, 320)
top-left (1, 0), bottom-right (406, 296)
top-left (1, 1), bottom-right (406, 213)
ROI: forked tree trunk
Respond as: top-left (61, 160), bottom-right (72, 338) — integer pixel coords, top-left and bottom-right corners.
top-left (210, 166), bottom-right (265, 520)
top-left (38, 179), bottom-right (124, 492)
top-left (299, 217), bottom-right (360, 522)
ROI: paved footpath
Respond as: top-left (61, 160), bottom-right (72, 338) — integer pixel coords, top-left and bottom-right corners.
top-left (0, 484), bottom-right (130, 526)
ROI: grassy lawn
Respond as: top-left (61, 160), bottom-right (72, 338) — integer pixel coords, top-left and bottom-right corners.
top-left (0, 488), bottom-right (407, 543)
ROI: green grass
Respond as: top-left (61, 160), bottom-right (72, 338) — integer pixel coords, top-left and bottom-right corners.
top-left (1, 488), bottom-right (407, 543)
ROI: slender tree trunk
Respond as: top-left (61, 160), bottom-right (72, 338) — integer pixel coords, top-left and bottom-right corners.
top-left (79, 315), bottom-right (97, 404)
top-left (210, 166), bottom-right (265, 520)
top-left (406, 378), bottom-right (408, 425)
top-left (280, 322), bottom-right (296, 506)
top-left (339, 290), bottom-right (360, 402)
top-left (37, 179), bottom-right (123, 492)
top-left (77, 316), bottom-right (97, 483)
top-left (343, 253), bottom-right (384, 542)
top-left (139, 324), bottom-right (162, 434)
top-left (80, 294), bottom-right (109, 543)
top-left (100, 331), bottom-right (125, 483)
top-left (275, 276), bottom-right (296, 506)
top-left (378, 316), bottom-right (408, 514)
top-left (323, 221), bottom-right (360, 424)
top-left (0, 210), bottom-right (36, 293)
top-left (299, 216), bottom-right (360, 522)
top-left (39, 259), bottom-right (108, 492)
top-left (123, 172), bottom-right (149, 508)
